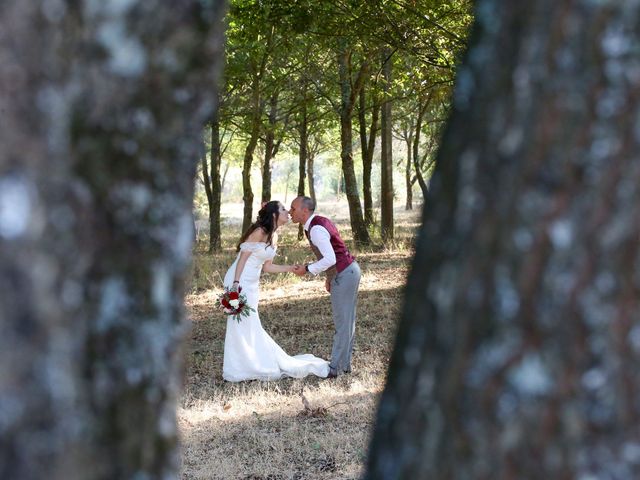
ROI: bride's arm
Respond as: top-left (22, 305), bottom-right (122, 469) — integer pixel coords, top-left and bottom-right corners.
top-left (231, 251), bottom-right (252, 289)
top-left (261, 232), bottom-right (294, 274)
top-left (262, 260), bottom-right (295, 274)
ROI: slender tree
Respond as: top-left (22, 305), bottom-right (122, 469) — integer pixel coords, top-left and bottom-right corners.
top-left (240, 66), bottom-right (265, 233)
top-left (202, 94), bottom-right (223, 252)
top-left (397, 124), bottom-right (414, 210)
top-left (367, 1), bottom-right (640, 477)
top-left (297, 99), bottom-right (308, 239)
top-left (412, 96), bottom-right (432, 199)
top-left (261, 91), bottom-right (279, 203)
top-left (307, 142), bottom-right (318, 204)
top-left (380, 48), bottom-right (394, 242)
top-left (337, 40), bottom-right (372, 245)
top-left (358, 85), bottom-right (380, 227)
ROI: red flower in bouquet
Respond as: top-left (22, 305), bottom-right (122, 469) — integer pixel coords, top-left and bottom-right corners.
top-left (216, 286), bottom-right (255, 322)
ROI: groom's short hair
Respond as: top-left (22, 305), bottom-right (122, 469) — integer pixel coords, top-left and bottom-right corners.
top-left (300, 196), bottom-right (315, 212)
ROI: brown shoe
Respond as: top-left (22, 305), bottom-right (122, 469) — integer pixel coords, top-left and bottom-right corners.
top-left (326, 368), bottom-right (338, 379)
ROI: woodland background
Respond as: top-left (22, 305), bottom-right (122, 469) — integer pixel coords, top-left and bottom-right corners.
top-left (182, 3), bottom-right (473, 478)
top-left (196, 0), bottom-right (472, 249)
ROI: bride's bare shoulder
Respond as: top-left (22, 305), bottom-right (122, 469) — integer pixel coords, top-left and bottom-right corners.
top-left (245, 227), bottom-right (269, 243)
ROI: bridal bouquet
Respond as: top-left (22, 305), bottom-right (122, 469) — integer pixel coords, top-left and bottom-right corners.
top-left (216, 286), bottom-right (254, 322)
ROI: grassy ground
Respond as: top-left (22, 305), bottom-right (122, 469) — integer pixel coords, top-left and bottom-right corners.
top-left (180, 202), bottom-right (421, 480)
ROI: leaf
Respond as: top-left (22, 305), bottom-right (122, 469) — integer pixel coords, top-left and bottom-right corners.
top-left (223, 403), bottom-right (232, 411)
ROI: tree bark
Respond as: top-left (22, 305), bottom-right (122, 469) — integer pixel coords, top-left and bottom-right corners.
top-left (380, 48), bottom-right (394, 242)
top-left (241, 85), bottom-right (261, 233)
top-left (337, 41), bottom-right (371, 245)
top-left (241, 28), bottom-right (272, 233)
top-left (208, 101), bottom-right (222, 252)
top-left (201, 137), bottom-right (213, 214)
top-left (297, 102), bottom-right (308, 240)
top-left (261, 91), bottom-right (279, 203)
top-left (0, 2), bottom-right (225, 479)
top-left (307, 151), bottom-right (316, 205)
top-left (404, 129), bottom-right (413, 210)
top-left (359, 87), bottom-right (379, 228)
top-left (412, 98), bottom-right (431, 199)
top-left (367, 1), bottom-right (640, 478)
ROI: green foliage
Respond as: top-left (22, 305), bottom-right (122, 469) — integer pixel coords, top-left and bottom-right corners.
top-left (201, 0), bottom-right (473, 209)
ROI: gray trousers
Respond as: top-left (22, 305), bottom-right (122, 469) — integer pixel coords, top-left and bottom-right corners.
top-left (329, 261), bottom-right (361, 374)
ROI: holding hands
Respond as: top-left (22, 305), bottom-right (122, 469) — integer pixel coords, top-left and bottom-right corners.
top-left (289, 264), bottom-right (329, 291)
top-left (292, 264), bottom-right (306, 276)
top-left (291, 264), bottom-right (330, 292)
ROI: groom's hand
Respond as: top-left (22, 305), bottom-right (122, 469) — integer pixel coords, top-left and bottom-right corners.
top-left (292, 264), bottom-right (306, 276)
top-left (325, 278), bottom-right (331, 293)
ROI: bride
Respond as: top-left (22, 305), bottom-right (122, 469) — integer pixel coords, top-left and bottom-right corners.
top-left (222, 200), bottom-right (330, 381)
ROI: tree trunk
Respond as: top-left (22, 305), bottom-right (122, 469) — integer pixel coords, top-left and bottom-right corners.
top-left (221, 161), bottom-right (230, 193)
top-left (0, 2), bottom-right (225, 479)
top-left (380, 49), bottom-right (394, 242)
top-left (404, 130), bottom-right (413, 210)
top-left (241, 88), bottom-right (261, 234)
top-left (284, 169), bottom-right (292, 205)
top-left (209, 101), bottom-right (222, 252)
top-left (261, 92), bottom-right (279, 203)
top-left (367, 1), bottom-right (640, 478)
top-left (359, 86), bottom-right (379, 228)
top-left (297, 103), bottom-right (308, 240)
top-left (241, 29), bottom-right (272, 234)
top-left (412, 99), bottom-right (431, 199)
top-left (201, 137), bottom-right (213, 223)
top-left (307, 152), bottom-right (316, 205)
top-left (337, 41), bottom-right (371, 245)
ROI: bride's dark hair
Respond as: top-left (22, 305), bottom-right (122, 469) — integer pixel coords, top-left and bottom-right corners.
top-left (236, 200), bottom-right (281, 251)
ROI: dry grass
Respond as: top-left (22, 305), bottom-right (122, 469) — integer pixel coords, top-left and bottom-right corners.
top-left (180, 202), bottom-right (421, 480)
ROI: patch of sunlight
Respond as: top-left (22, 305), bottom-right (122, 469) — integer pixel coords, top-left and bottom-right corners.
top-left (179, 377), bottom-right (383, 432)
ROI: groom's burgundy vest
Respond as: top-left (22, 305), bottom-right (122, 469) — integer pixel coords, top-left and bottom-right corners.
top-left (305, 215), bottom-right (354, 280)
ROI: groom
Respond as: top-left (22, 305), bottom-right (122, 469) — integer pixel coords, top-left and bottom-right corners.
top-left (290, 196), bottom-right (361, 378)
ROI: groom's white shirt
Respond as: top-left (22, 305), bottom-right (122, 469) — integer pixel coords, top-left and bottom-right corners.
top-left (304, 213), bottom-right (336, 275)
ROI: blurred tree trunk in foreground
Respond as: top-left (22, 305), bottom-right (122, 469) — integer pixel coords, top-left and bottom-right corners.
top-left (0, 1), bottom-right (225, 479)
top-left (367, 1), bottom-right (640, 478)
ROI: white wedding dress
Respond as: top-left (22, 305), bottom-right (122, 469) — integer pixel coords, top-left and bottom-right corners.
top-left (222, 241), bottom-right (330, 382)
